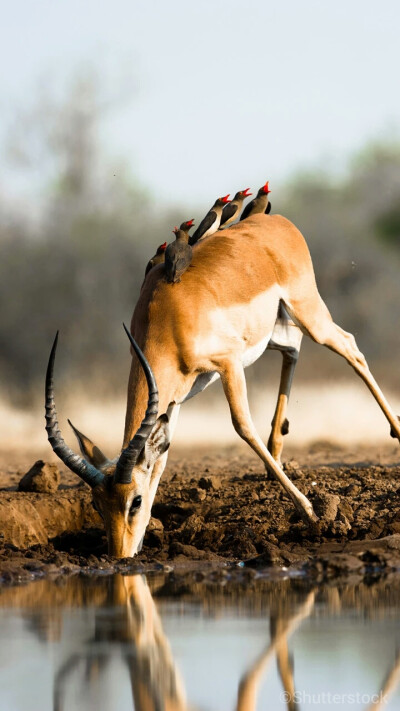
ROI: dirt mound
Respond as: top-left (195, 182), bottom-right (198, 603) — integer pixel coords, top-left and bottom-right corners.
top-left (0, 489), bottom-right (98, 548)
top-left (18, 460), bottom-right (60, 494)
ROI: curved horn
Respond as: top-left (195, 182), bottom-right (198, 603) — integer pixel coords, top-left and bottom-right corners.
top-left (114, 324), bottom-right (159, 484)
top-left (45, 332), bottom-right (105, 488)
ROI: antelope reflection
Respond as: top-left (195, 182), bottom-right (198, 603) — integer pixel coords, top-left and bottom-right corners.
top-left (236, 591), bottom-right (315, 711)
top-left (53, 575), bottom-right (186, 711)
top-left (51, 578), bottom-right (400, 711)
top-left (1, 575), bottom-right (398, 711)
top-left (49, 574), bottom-right (315, 711)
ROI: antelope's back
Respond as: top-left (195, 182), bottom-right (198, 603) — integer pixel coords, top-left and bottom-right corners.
top-left (133, 214), bottom-right (315, 341)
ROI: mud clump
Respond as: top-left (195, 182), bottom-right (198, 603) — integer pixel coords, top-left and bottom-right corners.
top-left (312, 492), bottom-right (352, 536)
top-left (18, 460), bottom-right (60, 494)
top-left (198, 476), bottom-right (222, 491)
top-left (145, 518), bottom-right (164, 548)
top-left (188, 487), bottom-right (206, 502)
top-left (313, 493), bottom-right (340, 522)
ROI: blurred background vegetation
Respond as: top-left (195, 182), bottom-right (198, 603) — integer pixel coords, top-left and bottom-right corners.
top-left (1, 73), bottom-right (400, 406)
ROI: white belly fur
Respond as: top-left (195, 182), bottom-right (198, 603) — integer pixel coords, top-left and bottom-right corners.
top-left (182, 331), bottom-right (272, 403)
top-left (268, 303), bottom-right (303, 351)
top-left (242, 331), bottom-right (272, 367)
top-left (182, 287), bottom-right (282, 403)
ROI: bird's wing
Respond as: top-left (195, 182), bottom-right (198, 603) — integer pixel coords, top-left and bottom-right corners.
top-left (265, 201), bottom-right (271, 214)
top-left (220, 202), bottom-right (237, 226)
top-left (175, 257), bottom-right (189, 272)
top-left (239, 200), bottom-right (254, 221)
top-left (165, 243), bottom-right (176, 259)
top-left (190, 211), bottom-right (217, 245)
top-left (164, 245), bottom-right (177, 282)
top-left (164, 244), bottom-right (177, 269)
top-left (174, 245), bottom-right (192, 271)
top-left (145, 259), bottom-right (154, 275)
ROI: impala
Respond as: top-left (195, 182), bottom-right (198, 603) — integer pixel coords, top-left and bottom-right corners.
top-left (45, 213), bottom-right (400, 557)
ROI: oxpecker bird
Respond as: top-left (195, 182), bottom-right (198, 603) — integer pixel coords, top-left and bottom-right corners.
top-left (240, 181), bottom-right (271, 221)
top-left (189, 195), bottom-right (230, 245)
top-left (220, 188), bottom-right (252, 228)
top-left (179, 218), bottom-right (195, 232)
top-left (145, 242), bottom-right (167, 276)
top-left (164, 227), bottom-right (193, 283)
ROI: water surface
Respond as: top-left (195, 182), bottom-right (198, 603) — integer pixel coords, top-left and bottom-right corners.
top-left (0, 571), bottom-right (399, 710)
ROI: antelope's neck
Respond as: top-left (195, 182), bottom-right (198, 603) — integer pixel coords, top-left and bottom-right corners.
top-left (123, 345), bottom-right (185, 447)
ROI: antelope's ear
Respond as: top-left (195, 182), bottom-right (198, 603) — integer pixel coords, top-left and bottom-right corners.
top-left (143, 414), bottom-right (170, 468)
top-left (68, 420), bottom-right (109, 469)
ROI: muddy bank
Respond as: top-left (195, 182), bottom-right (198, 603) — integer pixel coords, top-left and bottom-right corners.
top-left (0, 445), bottom-right (400, 584)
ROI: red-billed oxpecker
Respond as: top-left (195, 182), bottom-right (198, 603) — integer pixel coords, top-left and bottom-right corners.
top-left (240, 181), bottom-right (271, 221)
top-left (164, 225), bottom-right (193, 284)
top-left (189, 195), bottom-right (230, 245)
top-left (145, 242), bottom-right (167, 276)
top-left (179, 218), bottom-right (195, 232)
top-left (219, 188), bottom-right (252, 228)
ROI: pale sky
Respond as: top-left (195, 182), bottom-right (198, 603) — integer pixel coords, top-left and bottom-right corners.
top-left (1, 0), bottom-right (400, 206)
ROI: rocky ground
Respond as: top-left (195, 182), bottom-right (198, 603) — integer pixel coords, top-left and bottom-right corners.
top-left (1, 442), bottom-right (400, 585)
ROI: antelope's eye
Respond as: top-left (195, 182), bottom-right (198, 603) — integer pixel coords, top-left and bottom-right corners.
top-left (129, 495), bottom-right (142, 514)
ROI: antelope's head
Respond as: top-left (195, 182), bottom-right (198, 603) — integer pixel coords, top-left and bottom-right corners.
top-left (45, 325), bottom-right (170, 558)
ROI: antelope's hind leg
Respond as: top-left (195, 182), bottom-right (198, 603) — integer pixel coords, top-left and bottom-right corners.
top-left (286, 293), bottom-right (400, 441)
top-left (267, 304), bottom-right (303, 465)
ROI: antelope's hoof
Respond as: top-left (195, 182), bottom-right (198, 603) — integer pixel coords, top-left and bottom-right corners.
top-left (296, 502), bottom-right (319, 529)
top-left (307, 510), bottom-right (320, 529)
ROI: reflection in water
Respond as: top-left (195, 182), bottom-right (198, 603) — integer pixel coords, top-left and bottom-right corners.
top-left (53, 576), bottom-right (186, 711)
top-left (236, 591), bottom-right (315, 711)
top-left (0, 574), bottom-right (399, 710)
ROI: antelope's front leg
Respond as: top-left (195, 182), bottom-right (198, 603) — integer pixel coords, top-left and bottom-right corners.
top-left (220, 358), bottom-right (318, 526)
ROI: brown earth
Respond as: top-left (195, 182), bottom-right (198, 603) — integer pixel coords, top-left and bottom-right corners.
top-left (1, 442), bottom-right (400, 585)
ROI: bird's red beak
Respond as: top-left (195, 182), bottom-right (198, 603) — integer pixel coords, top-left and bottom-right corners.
top-left (160, 242), bottom-right (167, 250)
top-left (243, 188), bottom-right (252, 197)
top-left (221, 194), bottom-right (230, 203)
top-left (262, 181), bottom-right (271, 194)
top-left (187, 219), bottom-right (194, 227)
